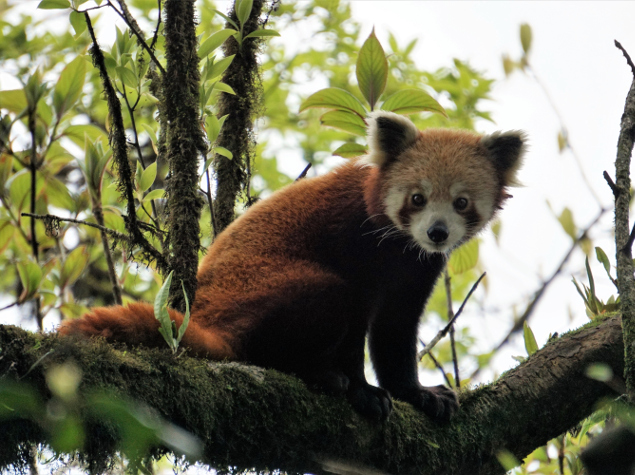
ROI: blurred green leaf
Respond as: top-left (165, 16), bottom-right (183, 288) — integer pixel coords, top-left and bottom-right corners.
top-left (520, 23), bottom-right (532, 55)
top-left (69, 10), bottom-right (87, 37)
top-left (59, 245), bottom-right (89, 288)
top-left (320, 110), bottom-right (367, 136)
top-left (356, 28), bottom-right (387, 110)
top-left (595, 247), bottom-right (611, 278)
top-left (585, 363), bottom-right (613, 382)
top-left (17, 259), bottom-right (43, 303)
top-left (216, 146), bottom-right (233, 159)
top-left (143, 189), bottom-right (165, 201)
top-left (381, 89), bottom-right (446, 117)
top-left (333, 143), bottom-right (367, 158)
top-left (300, 87), bottom-right (367, 118)
top-left (139, 161), bottom-right (157, 192)
top-left (116, 66), bottom-right (138, 90)
top-left (199, 29), bottom-right (237, 59)
top-left (523, 321), bottom-right (539, 356)
top-left (53, 55), bottom-right (87, 118)
top-left (37, 0), bottom-right (70, 8)
top-left (448, 239), bottom-right (479, 275)
top-left (208, 55), bottom-right (235, 80)
top-left (557, 207), bottom-right (577, 241)
top-left (244, 29), bottom-right (281, 40)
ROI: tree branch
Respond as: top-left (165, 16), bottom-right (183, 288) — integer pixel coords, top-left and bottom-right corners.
top-left (612, 40), bottom-right (635, 402)
top-left (0, 317), bottom-right (625, 474)
top-left (84, 12), bottom-right (168, 273)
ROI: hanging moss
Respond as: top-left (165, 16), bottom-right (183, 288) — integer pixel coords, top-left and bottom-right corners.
top-left (162, 0), bottom-right (206, 311)
top-left (213, 0), bottom-right (265, 234)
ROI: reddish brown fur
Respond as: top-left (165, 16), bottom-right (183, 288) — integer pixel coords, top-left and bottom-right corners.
top-left (60, 116), bottom-right (523, 421)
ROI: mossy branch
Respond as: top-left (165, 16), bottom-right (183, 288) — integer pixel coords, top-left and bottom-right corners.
top-left (162, 0), bottom-right (206, 312)
top-left (85, 12), bottom-right (168, 273)
top-left (0, 317), bottom-right (625, 474)
top-left (611, 40), bottom-right (635, 402)
top-left (213, 0), bottom-right (265, 234)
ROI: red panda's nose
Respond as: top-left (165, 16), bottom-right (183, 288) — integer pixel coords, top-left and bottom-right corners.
top-left (427, 221), bottom-right (449, 243)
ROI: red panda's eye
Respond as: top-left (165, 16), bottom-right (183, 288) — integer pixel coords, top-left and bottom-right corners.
top-left (411, 193), bottom-right (426, 207)
top-left (454, 197), bottom-right (468, 211)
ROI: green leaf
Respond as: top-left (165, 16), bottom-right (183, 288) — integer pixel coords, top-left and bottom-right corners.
top-left (143, 189), bottom-right (165, 201)
top-left (155, 271), bottom-right (176, 351)
top-left (523, 321), bottom-right (539, 356)
top-left (0, 89), bottom-right (27, 114)
top-left (205, 115), bottom-right (221, 143)
top-left (0, 220), bottom-right (15, 256)
top-left (595, 247), bottom-right (611, 278)
top-left (320, 110), bottom-right (367, 136)
top-left (585, 363), bottom-right (613, 382)
top-left (64, 124), bottom-right (109, 148)
top-left (496, 449), bottom-right (521, 471)
top-left (208, 55), bottom-right (235, 80)
top-left (212, 82), bottom-right (236, 95)
top-left (236, 0), bottom-right (253, 27)
top-left (116, 66), bottom-right (138, 90)
top-left (448, 239), bottom-right (479, 275)
top-left (332, 143), bottom-right (367, 159)
top-left (176, 280), bottom-right (190, 345)
top-left (520, 23), bottom-right (532, 55)
top-left (215, 146), bottom-right (233, 159)
top-left (60, 246), bottom-right (89, 288)
top-left (69, 10), bottom-right (87, 37)
top-left (37, 0), bottom-right (70, 8)
top-left (557, 207), bottom-right (576, 241)
top-left (211, 9), bottom-right (239, 30)
top-left (139, 161), bottom-right (157, 192)
top-left (585, 256), bottom-right (596, 301)
top-left (356, 28), bottom-right (388, 111)
top-left (381, 89), bottom-right (447, 117)
top-left (17, 260), bottom-right (43, 303)
top-left (198, 29), bottom-right (236, 59)
top-left (300, 87), bottom-right (367, 118)
top-left (243, 29), bottom-right (281, 40)
top-left (53, 55), bottom-right (87, 118)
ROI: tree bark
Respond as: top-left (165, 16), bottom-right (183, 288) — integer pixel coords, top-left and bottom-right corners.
top-left (0, 317), bottom-right (626, 474)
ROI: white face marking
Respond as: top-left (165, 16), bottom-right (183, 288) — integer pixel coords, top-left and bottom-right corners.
top-left (383, 180), bottom-right (488, 253)
top-left (410, 201), bottom-right (466, 252)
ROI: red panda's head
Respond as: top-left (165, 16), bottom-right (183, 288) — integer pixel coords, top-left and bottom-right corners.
top-left (365, 111), bottom-right (526, 253)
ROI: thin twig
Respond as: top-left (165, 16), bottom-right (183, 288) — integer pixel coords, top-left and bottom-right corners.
top-left (603, 170), bottom-right (619, 197)
top-left (263, 0), bottom-right (281, 27)
top-left (104, 0), bottom-right (166, 75)
top-left (0, 301), bottom-right (18, 312)
top-left (419, 340), bottom-right (453, 388)
top-left (444, 269), bottom-right (460, 388)
top-left (418, 272), bottom-right (486, 360)
top-left (493, 209), bottom-right (607, 353)
top-left (615, 40), bottom-right (635, 77)
top-left (525, 65), bottom-right (603, 207)
top-left (27, 102), bottom-right (43, 331)
top-left (21, 213), bottom-right (129, 242)
top-left (295, 163), bottom-right (312, 181)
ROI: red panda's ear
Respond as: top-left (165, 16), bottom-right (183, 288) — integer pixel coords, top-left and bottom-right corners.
top-left (366, 111), bottom-right (419, 166)
top-left (481, 130), bottom-right (527, 186)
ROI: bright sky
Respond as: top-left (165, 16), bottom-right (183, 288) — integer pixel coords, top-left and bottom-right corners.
top-left (2, 1), bottom-right (635, 382)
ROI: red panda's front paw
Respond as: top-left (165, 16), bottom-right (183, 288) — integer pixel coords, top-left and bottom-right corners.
top-left (347, 383), bottom-right (392, 421)
top-left (396, 385), bottom-right (459, 423)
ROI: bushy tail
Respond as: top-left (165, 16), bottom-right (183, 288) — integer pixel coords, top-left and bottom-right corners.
top-left (58, 302), bottom-right (236, 360)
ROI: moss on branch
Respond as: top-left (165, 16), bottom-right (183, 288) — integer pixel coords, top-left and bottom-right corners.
top-left (0, 317), bottom-right (625, 474)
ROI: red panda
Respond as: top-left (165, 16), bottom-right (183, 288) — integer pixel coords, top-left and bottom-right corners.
top-left (60, 111), bottom-right (525, 422)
